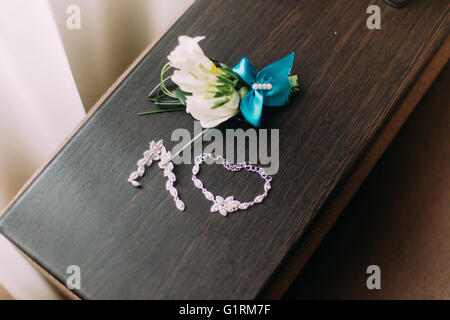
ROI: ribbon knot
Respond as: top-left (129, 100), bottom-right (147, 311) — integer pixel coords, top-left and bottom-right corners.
top-left (232, 52), bottom-right (295, 127)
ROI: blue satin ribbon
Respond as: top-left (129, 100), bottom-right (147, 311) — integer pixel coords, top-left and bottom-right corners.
top-left (232, 52), bottom-right (295, 127)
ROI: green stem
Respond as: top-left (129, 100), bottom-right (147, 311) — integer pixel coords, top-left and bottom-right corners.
top-left (148, 76), bottom-right (172, 98)
top-left (164, 128), bottom-right (212, 165)
top-left (160, 62), bottom-right (176, 98)
top-left (150, 100), bottom-right (184, 105)
top-left (137, 108), bottom-right (186, 116)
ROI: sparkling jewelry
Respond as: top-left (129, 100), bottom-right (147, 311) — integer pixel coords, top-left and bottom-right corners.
top-left (191, 153), bottom-right (272, 216)
top-left (251, 82), bottom-right (272, 90)
top-left (128, 139), bottom-right (185, 211)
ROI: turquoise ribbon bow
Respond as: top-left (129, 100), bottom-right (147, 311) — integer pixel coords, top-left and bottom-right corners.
top-left (232, 52), bottom-right (295, 127)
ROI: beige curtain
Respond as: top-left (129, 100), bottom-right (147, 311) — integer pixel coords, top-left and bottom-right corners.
top-left (0, 0), bottom-right (85, 300)
top-left (49, 0), bottom-right (192, 111)
top-left (0, 0), bottom-right (192, 299)
top-left (0, 1), bottom-right (86, 214)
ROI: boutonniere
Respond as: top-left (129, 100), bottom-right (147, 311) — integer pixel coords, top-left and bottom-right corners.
top-left (139, 35), bottom-right (299, 162)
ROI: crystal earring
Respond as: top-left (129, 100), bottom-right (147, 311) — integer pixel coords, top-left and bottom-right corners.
top-left (128, 140), bottom-right (185, 211)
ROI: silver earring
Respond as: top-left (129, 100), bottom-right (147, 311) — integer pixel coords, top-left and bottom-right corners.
top-left (128, 140), bottom-right (185, 211)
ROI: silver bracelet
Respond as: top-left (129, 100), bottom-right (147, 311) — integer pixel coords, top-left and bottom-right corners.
top-left (128, 140), bottom-right (185, 211)
top-left (192, 153), bottom-right (272, 216)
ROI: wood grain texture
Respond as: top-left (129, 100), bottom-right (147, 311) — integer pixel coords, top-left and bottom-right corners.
top-left (0, 0), bottom-right (448, 299)
top-left (264, 34), bottom-right (450, 299)
top-left (383, 0), bottom-right (411, 9)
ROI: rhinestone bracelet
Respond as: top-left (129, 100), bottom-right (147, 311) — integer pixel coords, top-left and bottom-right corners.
top-left (191, 153), bottom-right (272, 216)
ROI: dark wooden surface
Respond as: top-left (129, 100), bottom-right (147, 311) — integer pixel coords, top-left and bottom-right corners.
top-left (383, 0), bottom-right (411, 9)
top-left (0, 0), bottom-right (448, 299)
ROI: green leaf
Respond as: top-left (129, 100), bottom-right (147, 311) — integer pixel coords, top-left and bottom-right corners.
top-left (213, 90), bottom-right (227, 98)
top-left (288, 74), bottom-right (300, 92)
top-left (211, 97), bottom-right (230, 109)
top-left (238, 86), bottom-right (249, 99)
top-left (217, 75), bottom-right (234, 85)
top-left (215, 84), bottom-right (233, 94)
top-left (151, 100), bottom-right (184, 106)
top-left (210, 58), bottom-right (231, 70)
top-left (221, 68), bottom-right (238, 80)
top-left (137, 107), bottom-right (186, 116)
top-left (173, 88), bottom-right (191, 106)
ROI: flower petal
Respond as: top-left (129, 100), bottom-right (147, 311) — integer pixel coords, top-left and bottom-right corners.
top-left (186, 91), bottom-right (240, 128)
top-left (172, 70), bottom-right (210, 93)
top-left (168, 35), bottom-right (213, 71)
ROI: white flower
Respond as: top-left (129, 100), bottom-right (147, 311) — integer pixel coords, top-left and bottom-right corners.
top-left (168, 36), bottom-right (213, 73)
top-left (169, 36), bottom-right (218, 93)
top-left (168, 36), bottom-right (240, 128)
top-left (186, 90), bottom-right (240, 128)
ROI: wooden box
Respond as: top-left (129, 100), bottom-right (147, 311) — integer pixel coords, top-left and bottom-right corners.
top-left (0, 0), bottom-right (448, 299)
